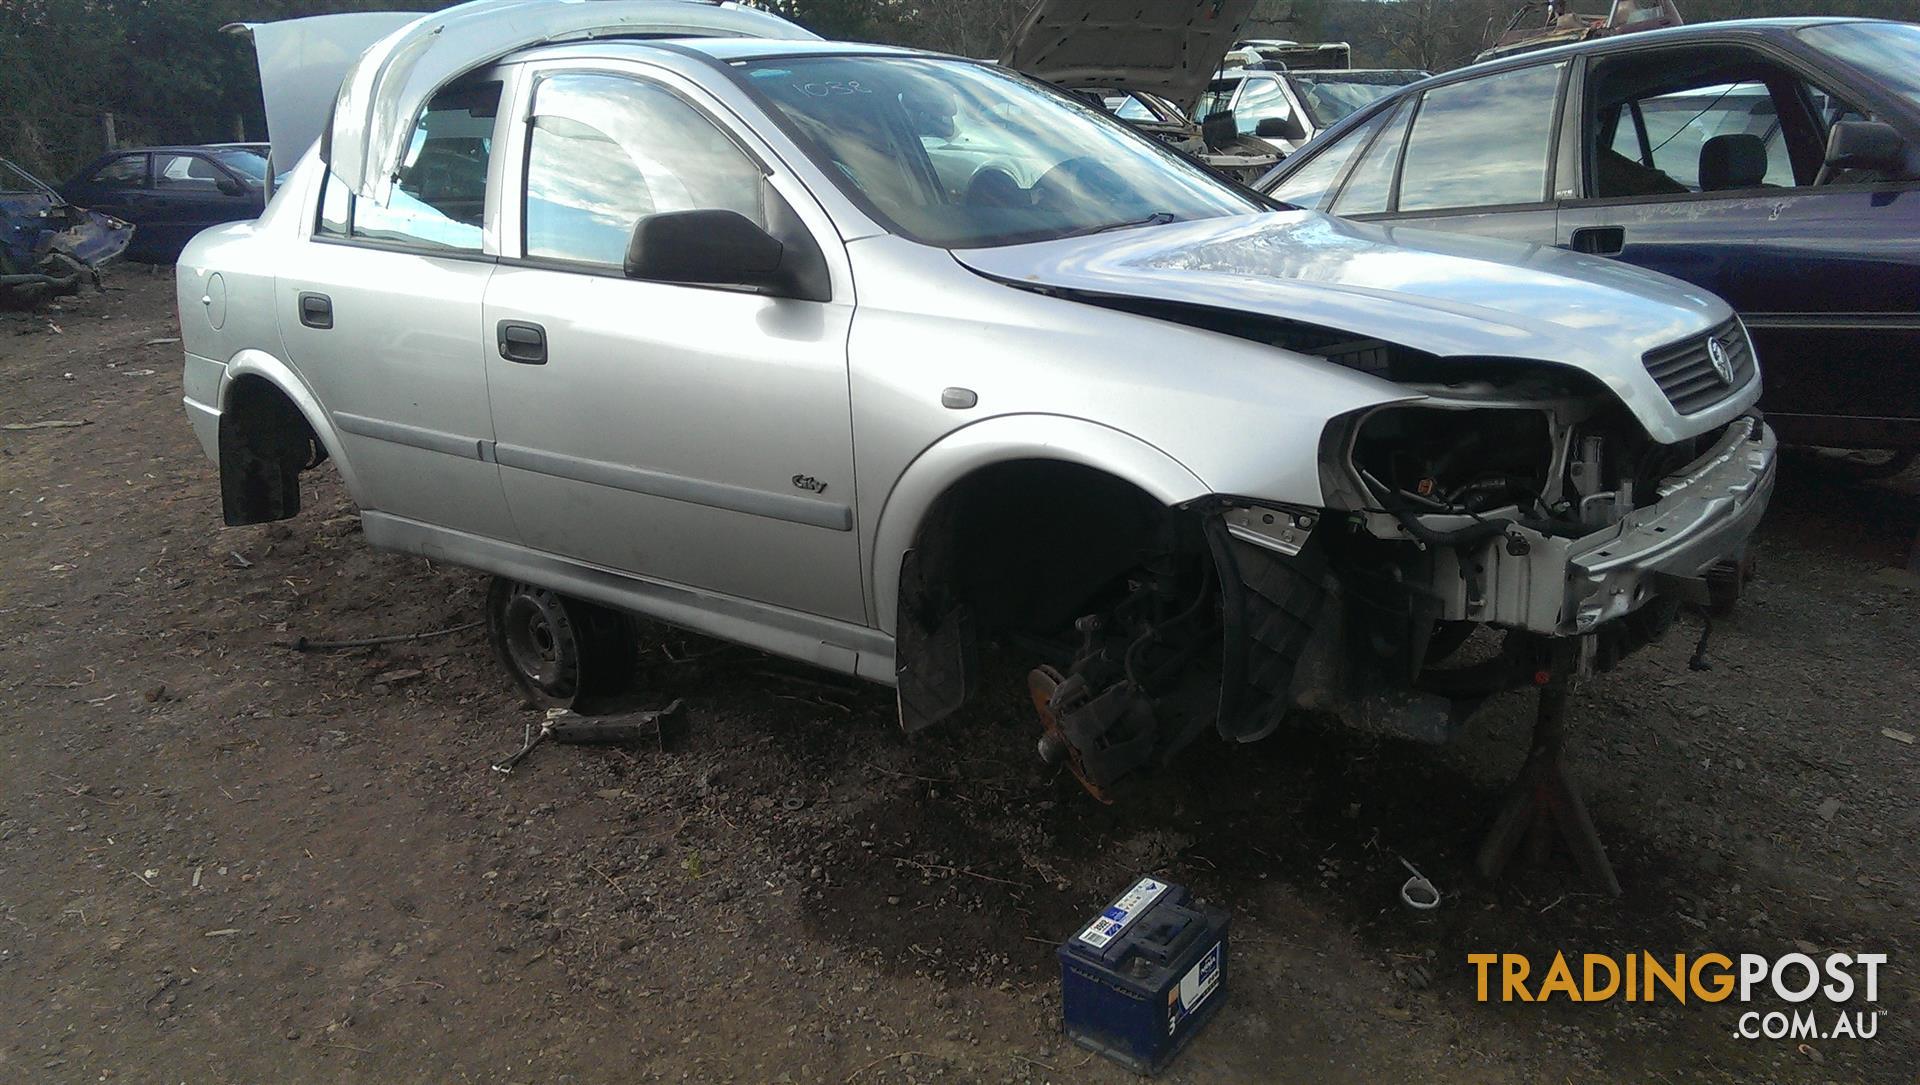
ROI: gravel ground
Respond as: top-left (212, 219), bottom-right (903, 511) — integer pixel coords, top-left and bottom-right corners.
top-left (1, 271), bottom-right (1916, 1084)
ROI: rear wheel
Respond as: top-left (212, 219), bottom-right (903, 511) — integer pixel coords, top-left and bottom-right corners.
top-left (485, 578), bottom-right (635, 711)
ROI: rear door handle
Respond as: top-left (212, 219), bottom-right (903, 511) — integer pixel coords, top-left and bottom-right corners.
top-left (497, 320), bottom-right (547, 365)
top-left (1568, 226), bottom-right (1626, 256)
top-left (298, 292), bottom-right (333, 330)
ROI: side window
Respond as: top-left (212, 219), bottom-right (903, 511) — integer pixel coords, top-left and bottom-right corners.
top-left (320, 81), bottom-right (501, 251)
top-left (318, 171), bottom-right (351, 239)
top-left (1332, 100), bottom-right (1414, 216)
top-left (1593, 67), bottom-right (1870, 197)
top-left (1398, 63), bottom-right (1566, 213)
top-left (154, 153), bottom-right (224, 192)
top-left (523, 72), bottom-right (765, 268)
top-left (89, 155), bottom-right (147, 187)
top-left (1235, 78), bottom-right (1294, 135)
top-left (1268, 109), bottom-right (1387, 211)
top-left (1628, 83), bottom-right (1792, 191)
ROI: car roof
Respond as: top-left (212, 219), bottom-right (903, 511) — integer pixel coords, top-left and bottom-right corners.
top-left (512, 35), bottom-right (937, 66)
top-left (1449, 16), bottom-right (1881, 79)
top-left (94, 146), bottom-right (262, 156)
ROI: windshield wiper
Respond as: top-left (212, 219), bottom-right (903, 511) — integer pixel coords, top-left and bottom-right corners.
top-left (1057, 211), bottom-right (1177, 239)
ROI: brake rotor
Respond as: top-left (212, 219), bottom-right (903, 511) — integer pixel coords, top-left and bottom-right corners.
top-left (1029, 665), bottom-right (1114, 805)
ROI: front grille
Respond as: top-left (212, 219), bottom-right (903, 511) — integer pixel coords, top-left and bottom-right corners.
top-left (1642, 317), bottom-right (1756, 415)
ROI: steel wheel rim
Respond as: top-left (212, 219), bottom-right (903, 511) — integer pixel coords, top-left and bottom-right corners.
top-left (501, 588), bottom-right (580, 701)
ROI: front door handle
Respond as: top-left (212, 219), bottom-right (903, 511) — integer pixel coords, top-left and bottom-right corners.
top-left (1569, 226), bottom-right (1626, 256)
top-left (497, 321), bottom-right (547, 365)
top-left (298, 291), bottom-right (333, 330)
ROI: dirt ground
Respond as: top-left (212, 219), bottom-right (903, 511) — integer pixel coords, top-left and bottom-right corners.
top-left (1, 271), bottom-right (1916, 1084)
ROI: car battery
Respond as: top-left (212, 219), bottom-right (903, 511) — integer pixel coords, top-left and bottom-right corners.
top-left (1057, 877), bottom-right (1229, 1075)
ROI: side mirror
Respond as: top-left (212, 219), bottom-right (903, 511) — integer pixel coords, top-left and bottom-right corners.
top-left (216, 175), bottom-right (247, 197)
top-left (625, 209), bottom-right (787, 292)
top-left (1823, 120), bottom-right (1907, 175)
top-left (1255, 114), bottom-right (1307, 142)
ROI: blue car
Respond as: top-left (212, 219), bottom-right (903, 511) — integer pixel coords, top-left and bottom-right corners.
top-left (1258, 18), bottom-right (1920, 454)
top-left (1, 156), bottom-right (132, 305)
top-left (60, 146), bottom-right (271, 264)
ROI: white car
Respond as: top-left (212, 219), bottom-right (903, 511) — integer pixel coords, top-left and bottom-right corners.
top-left (179, 0), bottom-right (1774, 796)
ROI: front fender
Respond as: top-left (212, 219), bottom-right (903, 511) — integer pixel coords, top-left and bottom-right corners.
top-left (869, 413), bottom-right (1210, 635)
top-left (220, 348), bottom-right (366, 502)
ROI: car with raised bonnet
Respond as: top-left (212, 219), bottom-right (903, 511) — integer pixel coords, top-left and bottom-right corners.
top-left (1258, 17), bottom-right (1920, 460)
top-left (179, 0), bottom-right (1775, 797)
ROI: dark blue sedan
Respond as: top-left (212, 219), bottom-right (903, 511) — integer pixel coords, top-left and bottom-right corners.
top-left (60, 146), bottom-right (270, 264)
top-left (1259, 18), bottom-right (1920, 453)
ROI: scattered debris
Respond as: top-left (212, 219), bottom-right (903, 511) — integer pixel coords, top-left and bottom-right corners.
top-left (1, 419), bottom-right (88, 431)
top-left (1399, 858), bottom-right (1441, 911)
top-left (205, 928), bottom-right (240, 938)
top-left (492, 700), bottom-right (687, 775)
top-left (1816, 797), bottom-right (1842, 822)
top-left (1884, 728), bottom-right (1915, 745)
top-left (227, 550), bottom-right (253, 569)
top-left (291, 620), bottom-right (482, 653)
top-left (143, 337), bottom-right (182, 346)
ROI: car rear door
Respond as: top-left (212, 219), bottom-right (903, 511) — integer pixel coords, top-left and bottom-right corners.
top-left (275, 79), bottom-right (514, 541)
top-left (1364, 61), bottom-right (1571, 243)
top-left (480, 63), bottom-right (865, 625)
top-left (1558, 42), bottom-right (1920, 445)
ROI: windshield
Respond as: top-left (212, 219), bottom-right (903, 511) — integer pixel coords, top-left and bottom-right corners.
top-left (1287, 71), bottom-right (1427, 128)
top-left (0, 159), bottom-right (53, 196)
top-left (1799, 22), bottom-right (1920, 111)
top-left (738, 56), bottom-right (1262, 249)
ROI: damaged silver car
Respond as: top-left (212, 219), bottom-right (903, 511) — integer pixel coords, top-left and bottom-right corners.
top-left (179, 0), bottom-right (1775, 802)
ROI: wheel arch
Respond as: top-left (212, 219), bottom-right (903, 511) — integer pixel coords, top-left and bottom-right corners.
top-left (869, 414), bottom-right (1210, 636)
top-left (220, 348), bottom-right (364, 500)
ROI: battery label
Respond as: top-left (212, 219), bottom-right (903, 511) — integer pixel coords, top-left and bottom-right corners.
top-left (1076, 877), bottom-right (1169, 949)
top-left (1167, 942), bottom-right (1223, 1034)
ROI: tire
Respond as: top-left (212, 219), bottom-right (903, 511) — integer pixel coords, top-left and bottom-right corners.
top-left (485, 577), bottom-right (635, 711)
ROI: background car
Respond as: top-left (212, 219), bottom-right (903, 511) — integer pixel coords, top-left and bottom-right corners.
top-left (61, 146), bottom-right (269, 262)
top-left (1259, 17), bottom-right (1920, 454)
top-left (0, 156), bottom-right (132, 304)
top-left (1193, 65), bottom-right (1430, 156)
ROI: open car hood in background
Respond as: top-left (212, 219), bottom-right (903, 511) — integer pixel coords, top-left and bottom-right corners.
top-left (225, 13), bottom-right (424, 179)
top-left (322, 0), bottom-right (818, 204)
top-left (1000, 0), bottom-right (1256, 112)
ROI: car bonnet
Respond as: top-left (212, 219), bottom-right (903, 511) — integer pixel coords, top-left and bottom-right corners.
top-left (1001, 0), bottom-right (1258, 114)
top-left (953, 211), bottom-right (1745, 443)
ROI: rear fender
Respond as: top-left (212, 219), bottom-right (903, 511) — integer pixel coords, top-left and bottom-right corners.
top-left (221, 348), bottom-right (364, 502)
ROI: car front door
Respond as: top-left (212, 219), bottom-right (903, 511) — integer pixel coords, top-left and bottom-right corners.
top-left (275, 79), bottom-right (515, 541)
top-left (1558, 42), bottom-right (1920, 445)
top-left (481, 64), bottom-right (864, 624)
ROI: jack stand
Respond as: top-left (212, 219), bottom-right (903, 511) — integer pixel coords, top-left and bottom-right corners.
top-left (1474, 640), bottom-right (1623, 897)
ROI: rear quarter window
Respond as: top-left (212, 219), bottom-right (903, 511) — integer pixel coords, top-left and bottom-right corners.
top-left (1268, 108), bottom-right (1389, 211)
